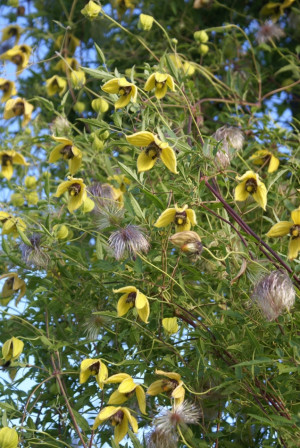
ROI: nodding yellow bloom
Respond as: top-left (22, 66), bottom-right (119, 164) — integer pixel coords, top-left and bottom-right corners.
top-left (234, 170), bottom-right (267, 210)
top-left (70, 70), bottom-right (86, 89)
top-left (0, 150), bottom-right (28, 180)
top-left (46, 75), bottom-right (67, 97)
top-left (249, 150), bottom-right (279, 173)
top-left (80, 358), bottom-right (108, 388)
top-left (0, 273), bottom-right (26, 306)
top-left (0, 44), bottom-right (31, 73)
top-left (138, 14), bottom-right (154, 31)
top-left (54, 57), bottom-right (79, 72)
top-left (1, 25), bottom-right (22, 44)
top-left (144, 72), bottom-right (175, 99)
top-left (49, 136), bottom-right (82, 175)
top-left (81, 0), bottom-right (102, 18)
top-left (0, 79), bottom-right (17, 103)
top-left (102, 77), bottom-right (137, 109)
top-left (55, 34), bottom-right (80, 55)
top-left (0, 427), bottom-right (19, 448)
top-left (155, 205), bottom-right (197, 232)
top-left (266, 207), bottom-right (300, 260)
top-left (3, 97), bottom-right (34, 127)
top-left (126, 131), bottom-right (178, 174)
top-left (114, 286), bottom-right (150, 323)
top-left (106, 373), bottom-right (147, 414)
top-left (147, 369), bottom-right (185, 405)
top-left (260, 0), bottom-right (295, 21)
top-left (0, 212), bottom-right (26, 236)
top-left (92, 406), bottom-right (138, 444)
top-left (54, 177), bottom-right (87, 213)
top-left (91, 97), bottom-right (109, 113)
top-left (2, 337), bottom-right (24, 362)
top-left (162, 317), bottom-right (179, 335)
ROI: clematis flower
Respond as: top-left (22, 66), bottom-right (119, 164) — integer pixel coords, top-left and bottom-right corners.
top-left (234, 170), bottom-right (267, 210)
top-left (80, 358), bottom-right (108, 388)
top-left (144, 72), bottom-right (175, 99)
top-left (147, 370), bottom-right (185, 405)
top-left (54, 57), bottom-right (79, 72)
top-left (249, 149), bottom-right (279, 173)
top-left (91, 97), bottom-right (109, 113)
top-left (45, 75), bottom-right (67, 97)
top-left (138, 14), bottom-right (154, 31)
top-left (126, 131), bottom-right (178, 174)
top-left (266, 207), bottom-right (300, 260)
top-left (0, 427), bottom-right (19, 448)
top-left (81, 0), bottom-right (101, 19)
top-left (3, 97), bottom-right (34, 127)
top-left (162, 317), bottom-right (178, 335)
top-left (54, 177), bottom-right (87, 213)
top-left (114, 286), bottom-right (150, 323)
top-left (0, 212), bottom-right (26, 236)
top-left (0, 273), bottom-right (26, 306)
top-left (0, 44), bottom-right (31, 73)
top-left (55, 34), bottom-right (80, 55)
top-left (1, 25), bottom-right (22, 44)
top-left (0, 150), bottom-right (28, 180)
top-left (106, 373), bottom-right (147, 414)
top-left (49, 136), bottom-right (82, 175)
top-left (70, 70), bottom-right (86, 89)
top-left (102, 77), bottom-right (137, 109)
top-left (0, 79), bottom-right (17, 103)
top-left (155, 205), bottom-right (197, 232)
top-left (260, 0), bottom-right (295, 21)
top-left (92, 406), bottom-right (138, 444)
top-left (2, 337), bottom-right (24, 362)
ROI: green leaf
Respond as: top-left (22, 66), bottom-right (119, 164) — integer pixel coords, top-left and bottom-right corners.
top-left (94, 43), bottom-right (106, 64)
top-left (81, 66), bottom-right (112, 80)
top-left (71, 408), bottom-right (90, 432)
top-left (129, 193), bottom-right (145, 219)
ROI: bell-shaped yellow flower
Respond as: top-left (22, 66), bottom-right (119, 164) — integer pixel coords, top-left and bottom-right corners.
top-left (144, 72), bottom-right (175, 99)
top-left (249, 149), bottom-right (279, 173)
top-left (102, 77), bottom-right (137, 109)
top-left (49, 136), bottom-right (82, 175)
top-left (234, 170), bottom-right (267, 210)
top-left (169, 231), bottom-right (203, 258)
top-left (0, 212), bottom-right (26, 236)
top-left (91, 97), bottom-right (109, 113)
top-left (126, 131), bottom-right (178, 174)
top-left (80, 358), bottom-right (108, 388)
top-left (55, 34), bottom-right (80, 55)
top-left (0, 427), bottom-right (19, 448)
top-left (114, 286), bottom-right (150, 323)
top-left (0, 79), bottom-right (17, 103)
top-left (1, 25), bottom-right (22, 44)
top-left (0, 150), bottom-right (28, 180)
top-left (266, 207), bottom-right (300, 260)
top-left (70, 70), bottom-right (86, 89)
top-left (106, 373), bottom-right (147, 414)
top-left (46, 75), bottom-right (67, 97)
top-left (3, 97), bottom-right (34, 127)
top-left (147, 369), bottom-right (185, 405)
top-left (0, 44), bottom-right (31, 73)
top-left (162, 317), bottom-right (179, 335)
top-left (0, 273), bottom-right (26, 306)
top-left (81, 0), bottom-right (101, 19)
top-left (154, 204), bottom-right (197, 232)
top-left (92, 406), bottom-right (138, 444)
top-left (54, 57), bottom-right (79, 72)
top-left (260, 0), bottom-right (295, 21)
top-left (138, 14), bottom-right (154, 31)
top-left (54, 177), bottom-right (87, 213)
top-left (2, 337), bottom-right (24, 362)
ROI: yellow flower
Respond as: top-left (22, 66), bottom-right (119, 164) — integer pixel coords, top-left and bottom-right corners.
top-left (102, 77), bottom-right (137, 109)
top-left (249, 149), bottom-right (279, 173)
top-left (260, 0), bottom-right (295, 21)
top-left (106, 373), bottom-right (147, 414)
top-left (0, 44), bottom-right (31, 73)
top-left (0, 150), bottom-right (28, 180)
top-left (1, 25), bottom-right (22, 44)
top-left (126, 131), bottom-right (178, 174)
top-left (162, 317), bottom-right (178, 335)
top-left (0, 273), bottom-right (26, 306)
top-left (92, 406), bottom-right (138, 444)
top-left (24, 176), bottom-right (37, 189)
top-left (80, 358), bottom-right (108, 388)
top-left (55, 34), bottom-right (80, 55)
top-left (91, 97), bottom-right (109, 113)
top-left (154, 205), bottom-right (197, 232)
top-left (0, 79), bottom-right (17, 103)
top-left (144, 72), bottom-right (175, 99)
top-left (54, 57), bottom-right (79, 72)
top-left (234, 170), bottom-right (267, 210)
top-left (46, 75), bottom-right (67, 97)
top-left (147, 369), bottom-right (185, 405)
top-left (0, 212), bottom-right (26, 236)
top-left (25, 191), bottom-right (39, 205)
top-left (266, 207), bottom-right (300, 260)
top-left (54, 177), bottom-right (87, 213)
top-left (138, 14), bottom-right (154, 31)
top-left (114, 286), bottom-right (150, 323)
top-left (70, 70), bottom-right (86, 89)
top-left (0, 427), bottom-right (19, 448)
top-left (49, 136), bottom-right (82, 175)
top-left (3, 98), bottom-right (34, 127)
top-left (81, 0), bottom-right (101, 18)
top-left (2, 337), bottom-right (24, 362)
top-left (169, 231), bottom-right (203, 258)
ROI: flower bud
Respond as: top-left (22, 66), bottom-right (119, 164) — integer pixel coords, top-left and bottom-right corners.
top-left (70, 70), bottom-right (86, 89)
top-left (81, 0), bottom-right (101, 19)
top-left (170, 231), bottom-right (203, 260)
top-left (0, 427), bottom-right (19, 448)
top-left (92, 135), bottom-right (104, 151)
top-left (2, 337), bottom-right (24, 362)
top-left (91, 97), bottom-right (109, 113)
top-left (73, 101), bottom-right (85, 113)
top-left (26, 191), bottom-right (39, 205)
top-left (194, 30), bottom-right (209, 43)
top-left (11, 193), bottom-right (24, 207)
top-left (251, 270), bottom-right (295, 321)
top-left (138, 14), bottom-right (154, 31)
top-left (100, 130), bottom-right (110, 140)
top-left (183, 62), bottom-right (195, 76)
top-left (24, 176), bottom-right (37, 189)
top-left (52, 224), bottom-right (69, 240)
top-left (198, 44), bottom-right (209, 55)
top-left (171, 38), bottom-right (178, 45)
top-left (162, 317), bottom-right (178, 334)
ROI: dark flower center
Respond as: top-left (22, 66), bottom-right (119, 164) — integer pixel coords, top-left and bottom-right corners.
top-left (124, 390), bottom-right (135, 398)
top-left (111, 410), bottom-right (124, 425)
top-left (8, 27), bottom-right (18, 37)
top-left (89, 361), bottom-right (100, 374)
top-left (68, 183), bottom-right (81, 196)
top-left (145, 142), bottom-right (160, 160)
top-left (175, 211), bottom-right (187, 226)
top-left (60, 145), bottom-right (74, 159)
top-left (162, 378), bottom-right (179, 393)
top-left (1, 82), bottom-right (11, 92)
top-left (2, 154), bottom-right (13, 166)
top-left (290, 225), bottom-right (300, 239)
top-left (245, 178), bottom-right (257, 194)
top-left (119, 86), bottom-right (132, 96)
top-left (155, 80), bottom-right (166, 89)
top-left (5, 277), bottom-right (14, 290)
top-left (126, 291), bottom-right (137, 303)
top-left (12, 101), bottom-right (25, 116)
top-left (11, 54), bottom-right (23, 65)
top-left (19, 45), bottom-right (28, 53)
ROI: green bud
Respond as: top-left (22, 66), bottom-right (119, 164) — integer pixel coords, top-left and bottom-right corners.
top-left (24, 176), bottom-right (37, 189)
top-left (198, 43), bottom-right (209, 55)
top-left (11, 193), bottom-right (24, 207)
top-left (91, 97), bottom-right (109, 113)
top-left (73, 101), bottom-right (85, 113)
top-left (0, 427), bottom-right (19, 448)
top-left (92, 135), bottom-right (104, 151)
top-left (52, 224), bottom-right (69, 240)
top-left (194, 30), bottom-right (209, 43)
top-left (26, 191), bottom-right (39, 205)
top-left (8, 0), bottom-right (19, 6)
top-left (138, 14), bottom-right (154, 31)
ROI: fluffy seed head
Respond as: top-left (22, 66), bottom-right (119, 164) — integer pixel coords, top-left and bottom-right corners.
top-left (108, 225), bottom-right (150, 260)
top-left (20, 233), bottom-right (50, 269)
top-left (212, 125), bottom-right (244, 168)
top-left (256, 21), bottom-right (285, 44)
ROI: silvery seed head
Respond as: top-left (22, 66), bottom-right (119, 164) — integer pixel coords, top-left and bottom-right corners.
top-left (50, 116), bottom-right (70, 136)
top-left (251, 270), bottom-right (295, 321)
top-left (20, 233), bottom-right (50, 269)
top-left (146, 427), bottom-right (178, 448)
top-left (212, 125), bottom-right (244, 168)
top-left (108, 225), bottom-right (150, 260)
top-left (88, 182), bottom-right (124, 229)
top-left (256, 21), bottom-right (285, 44)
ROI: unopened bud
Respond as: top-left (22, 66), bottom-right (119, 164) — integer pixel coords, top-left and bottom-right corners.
top-left (52, 224), bottom-right (69, 239)
top-left (198, 44), bottom-right (209, 55)
top-left (11, 193), bottom-right (24, 207)
top-left (91, 97), bottom-right (109, 113)
top-left (183, 62), bottom-right (195, 76)
top-left (92, 135), bottom-right (104, 151)
top-left (70, 70), bottom-right (86, 89)
top-left (73, 101), bottom-right (85, 113)
top-left (162, 317), bottom-right (178, 334)
top-left (0, 427), bottom-right (19, 448)
top-left (26, 191), bottom-right (39, 205)
top-left (2, 336), bottom-right (24, 362)
top-left (81, 0), bottom-right (101, 19)
top-left (24, 176), bottom-right (37, 189)
top-left (194, 30), bottom-right (209, 43)
top-left (138, 13), bottom-right (154, 31)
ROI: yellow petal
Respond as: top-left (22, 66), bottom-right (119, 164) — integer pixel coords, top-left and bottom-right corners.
top-left (268, 155), bottom-right (280, 173)
top-left (68, 189), bottom-right (86, 212)
top-left (147, 379), bottom-right (163, 395)
top-left (172, 383), bottom-right (185, 400)
top-left (252, 182), bottom-right (267, 210)
top-left (106, 373), bottom-right (131, 383)
top-left (123, 408), bottom-right (138, 433)
top-left (155, 370), bottom-right (181, 381)
top-left (114, 286), bottom-right (137, 294)
top-left (162, 317), bottom-right (178, 334)
top-left (98, 406), bottom-right (121, 421)
top-left (49, 144), bottom-right (64, 163)
top-left (126, 131), bottom-right (155, 147)
top-left (96, 360), bottom-right (108, 387)
top-left (137, 150), bottom-right (157, 172)
top-left (236, 170), bottom-right (257, 182)
top-left (135, 385), bottom-right (147, 414)
top-left (137, 300), bottom-right (150, 323)
top-left (155, 83), bottom-right (168, 100)
top-left (92, 414), bottom-right (105, 430)
top-left (108, 390), bottom-right (128, 405)
top-left (144, 73), bottom-right (156, 91)
top-left (291, 208), bottom-right (300, 225)
top-left (166, 74), bottom-right (175, 91)
top-left (160, 145), bottom-right (178, 174)
top-left (175, 222), bottom-right (191, 232)
top-left (234, 181), bottom-right (249, 202)
top-left (266, 221), bottom-right (292, 237)
top-left (114, 413), bottom-right (128, 444)
top-left (118, 377), bottom-right (136, 394)
top-left (2, 163), bottom-right (13, 180)
top-left (54, 180), bottom-right (72, 197)
top-left (154, 208), bottom-right (176, 228)
top-left (288, 237), bottom-right (300, 260)
top-left (117, 294), bottom-right (134, 317)
top-left (115, 94), bottom-right (131, 109)
top-left (12, 152), bottom-right (28, 165)
top-left (102, 78), bottom-right (120, 94)
top-left (135, 292), bottom-right (148, 309)
top-left (186, 208), bottom-right (197, 226)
